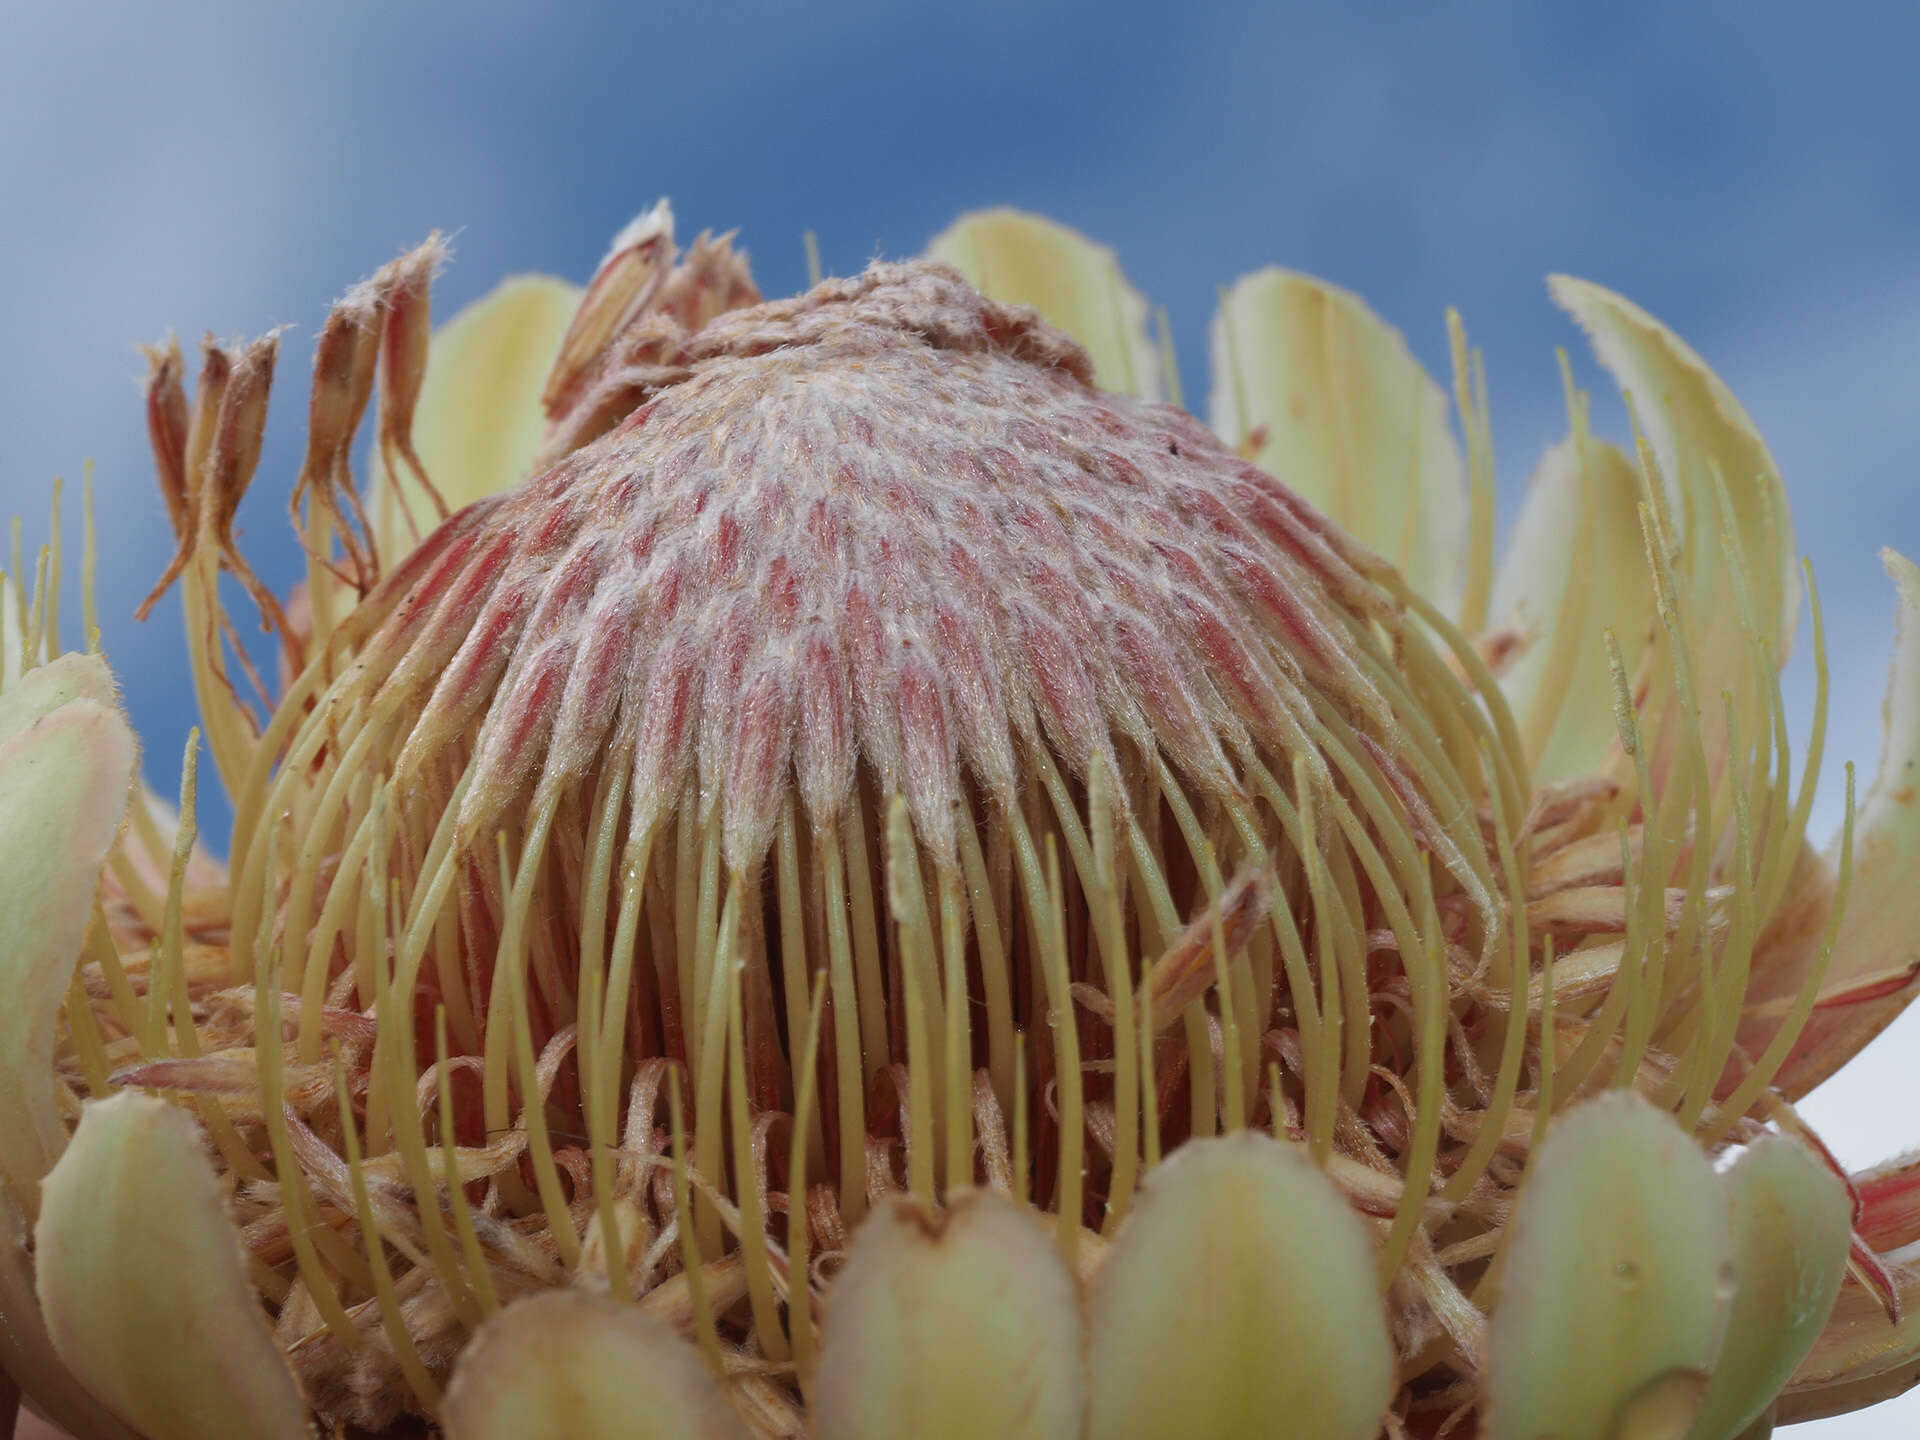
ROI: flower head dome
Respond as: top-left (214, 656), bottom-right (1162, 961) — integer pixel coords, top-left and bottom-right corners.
top-left (3, 201), bottom-right (1919, 1440)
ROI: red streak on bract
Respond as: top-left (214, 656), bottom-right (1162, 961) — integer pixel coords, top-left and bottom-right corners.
top-left (1176, 596), bottom-right (1273, 739)
top-left (435, 581), bottom-right (533, 721)
top-left (1021, 608), bottom-right (1101, 765)
top-left (724, 667), bottom-right (794, 867)
top-left (1225, 546), bottom-right (1330, 667)
top-left (1857, 1156), bottom-right (1920, 1253)
top-left (632, 637), bottom-right (700, 810)
top-left (1815, 961), bottom-right (1920, 1010)
top-left (897, 651), bottom-right (957, 856)
top-left (713, 509), bottom-right (742, 583)
top-left (795, 626), bottom-right (853, 821)
top-left (487, 644), bottom-right (570, 784)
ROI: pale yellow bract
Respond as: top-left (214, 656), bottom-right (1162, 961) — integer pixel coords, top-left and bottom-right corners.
top-left (2, 201), bottom-right (1918, 1440)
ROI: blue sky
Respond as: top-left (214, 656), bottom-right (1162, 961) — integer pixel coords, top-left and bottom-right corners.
top-left (5, 4), bottom-right (1918, 1431)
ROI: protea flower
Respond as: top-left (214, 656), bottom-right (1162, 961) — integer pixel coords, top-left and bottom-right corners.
top-left (2, 200), bottom-right (1917, 1440)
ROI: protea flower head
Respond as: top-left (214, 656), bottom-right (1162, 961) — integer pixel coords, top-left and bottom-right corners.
top-left (2, 200), bottom-right (1918, 1440)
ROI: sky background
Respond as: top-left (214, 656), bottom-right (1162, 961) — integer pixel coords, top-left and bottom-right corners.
top-left (4, 2), bottom-right (1918, 1433)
